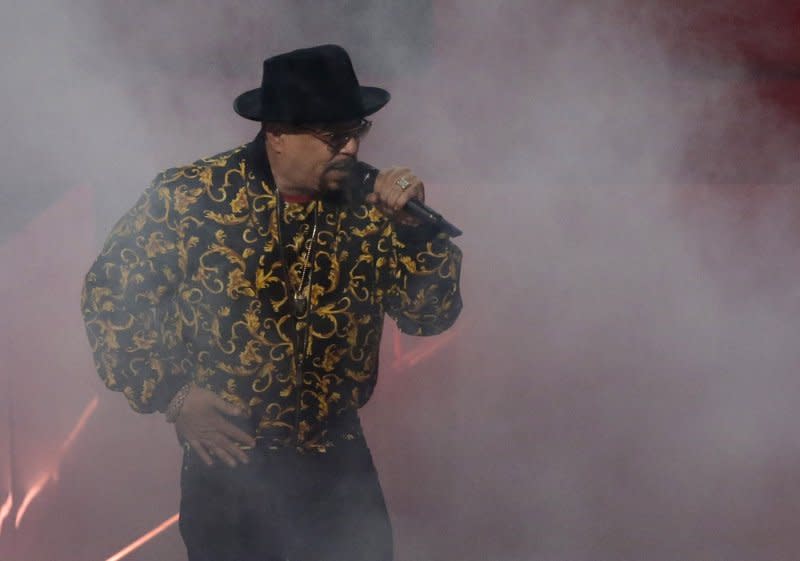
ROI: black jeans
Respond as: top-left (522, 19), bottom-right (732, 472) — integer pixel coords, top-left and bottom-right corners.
top-left (178, 436), bottom-right (393, 561)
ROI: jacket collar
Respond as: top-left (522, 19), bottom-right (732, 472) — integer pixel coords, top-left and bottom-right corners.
top-left (245, 131), bottom-right (277, 194)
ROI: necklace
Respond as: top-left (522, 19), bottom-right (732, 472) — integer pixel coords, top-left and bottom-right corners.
top-left (278, 195), bottom-right (318, 317)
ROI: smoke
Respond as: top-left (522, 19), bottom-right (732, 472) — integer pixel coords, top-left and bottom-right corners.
top-left (3, 1), bottom-right (800, 560)
top-left (367, 3), bottom-right (800, 561)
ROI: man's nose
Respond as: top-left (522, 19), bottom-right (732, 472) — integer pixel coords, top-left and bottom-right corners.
top-left (338, 136), bottom-right (359, 156)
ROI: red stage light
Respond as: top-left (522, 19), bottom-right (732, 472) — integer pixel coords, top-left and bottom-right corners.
top-left (103, 513), bottom-right (180, 561)
top-left (0, 492), bottom-right (12, 537)
top-left (13, 396), bottom-right (99, 530)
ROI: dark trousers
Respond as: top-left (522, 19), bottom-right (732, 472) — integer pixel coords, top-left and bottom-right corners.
top-left (178, 436), bottom-right (393, 561)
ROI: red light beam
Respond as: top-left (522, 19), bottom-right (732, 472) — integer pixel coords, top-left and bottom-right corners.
top-left (0, 492), bottom-right (12, 536)
top-left (393, 322), bottom-right (403, 357)
top-left (62, 396), bottom-right (99, 453)
top-left (404, 328), bottom-right (460, 367)
top-left (103, 513), bottom-right (180, 561)
top-left (390, 326), bottom-right (462, 370)
top-left (55, 396), bottom-right (99, 479)
top-left (14, 396), bottom-right (99, 528)
top-left (15, 472), bottom-right (51, 528)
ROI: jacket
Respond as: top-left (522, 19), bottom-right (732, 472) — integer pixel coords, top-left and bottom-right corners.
top-left (81, 135), bottom-right (462, 451)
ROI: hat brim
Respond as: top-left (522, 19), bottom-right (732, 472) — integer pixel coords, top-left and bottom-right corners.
top-left (233, 86), bottom-right (391, 122)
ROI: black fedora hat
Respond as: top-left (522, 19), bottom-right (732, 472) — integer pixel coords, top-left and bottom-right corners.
top-left (234, 44), bottom-right (390, 123)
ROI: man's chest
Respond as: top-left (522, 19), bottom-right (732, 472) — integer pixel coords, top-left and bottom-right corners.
top-left (171, 201), bottom-right (388, 357)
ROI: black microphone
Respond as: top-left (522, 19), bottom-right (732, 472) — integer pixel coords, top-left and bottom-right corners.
top-left (354, 163), bottom-right (462, 238)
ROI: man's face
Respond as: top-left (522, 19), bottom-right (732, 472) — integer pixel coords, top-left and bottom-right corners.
top-left (277, 119), bottom-right (372, 192)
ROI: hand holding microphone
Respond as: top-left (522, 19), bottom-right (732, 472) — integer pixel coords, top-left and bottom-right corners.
top-left (359, 164), bottom-right (462, 237)
top-left (365, 166), bottom-right (425, 226)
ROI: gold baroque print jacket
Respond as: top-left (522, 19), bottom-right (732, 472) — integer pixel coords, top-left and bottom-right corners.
top-left (81, 134), bottom-right (462, 451)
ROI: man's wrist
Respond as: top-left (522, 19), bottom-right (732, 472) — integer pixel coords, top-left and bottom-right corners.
top-left (165, 383), bottom-right (193, 423)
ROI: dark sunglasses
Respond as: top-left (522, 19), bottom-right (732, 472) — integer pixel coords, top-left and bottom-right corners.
top-left (296, 119), bottom-right (372, 151)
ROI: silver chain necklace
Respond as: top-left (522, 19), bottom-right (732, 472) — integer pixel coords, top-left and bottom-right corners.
top-left (279, 197), bottom-right (318, 317)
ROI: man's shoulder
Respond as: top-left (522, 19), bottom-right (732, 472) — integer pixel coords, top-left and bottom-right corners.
top-left (154, 143), bottom-right (249, 187)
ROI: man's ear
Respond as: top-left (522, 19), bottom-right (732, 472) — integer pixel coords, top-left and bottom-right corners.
top-left (264, 129), bottom-right (284, 154)
top-left (262, 122), bottom-right (286, 153)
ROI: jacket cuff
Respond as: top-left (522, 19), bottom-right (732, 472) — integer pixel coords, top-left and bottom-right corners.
top-left (393, 222), bottom-right (442, 244)
top-left (152, 373), bottom-right (193, 414)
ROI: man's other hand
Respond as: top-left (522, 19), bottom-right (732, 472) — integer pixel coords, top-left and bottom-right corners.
top-left (175, 387), bottom-right (256, 467)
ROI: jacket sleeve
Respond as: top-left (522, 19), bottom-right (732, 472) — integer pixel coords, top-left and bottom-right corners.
top-left (379, 223), bottom-right (463, 336)
top-left (81, 173), bottom-right (191, 413)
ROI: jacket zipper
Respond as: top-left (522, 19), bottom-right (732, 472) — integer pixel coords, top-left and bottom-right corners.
top-left (275, 195), bottom-right (315, 445)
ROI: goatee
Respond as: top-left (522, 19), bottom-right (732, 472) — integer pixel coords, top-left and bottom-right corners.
top-left (320, 159), bottom-right (358, 205)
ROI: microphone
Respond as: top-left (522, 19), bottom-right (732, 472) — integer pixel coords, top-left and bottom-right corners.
top-left (355, 163), bottom-right (463, 238)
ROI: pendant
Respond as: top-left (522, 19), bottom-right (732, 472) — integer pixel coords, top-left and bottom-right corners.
top-left (293, 295), bottom-right (307, 317)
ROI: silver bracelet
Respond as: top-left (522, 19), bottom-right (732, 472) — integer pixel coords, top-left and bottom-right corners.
top-left (165, 383), bottom-right (193, 423)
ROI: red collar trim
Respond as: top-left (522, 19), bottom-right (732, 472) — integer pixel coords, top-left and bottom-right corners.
top-left (280, 192), bottom-right (315, 203)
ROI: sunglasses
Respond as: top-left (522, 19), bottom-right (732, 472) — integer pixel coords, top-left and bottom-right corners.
top-left (295, 119), bottom-right (372, 152)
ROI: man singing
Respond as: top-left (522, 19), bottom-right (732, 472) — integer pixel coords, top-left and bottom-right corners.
top-left (81, 44), bottom-right (463, 560)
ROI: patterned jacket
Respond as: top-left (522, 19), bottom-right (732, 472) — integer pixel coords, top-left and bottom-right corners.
top-left (81, 135), bottom-right (462, 451)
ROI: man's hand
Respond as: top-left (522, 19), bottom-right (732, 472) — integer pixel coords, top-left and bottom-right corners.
top-left (365, 166), bottom-right (425, 225)
top-left (174, 387), bottom-right (256, 467)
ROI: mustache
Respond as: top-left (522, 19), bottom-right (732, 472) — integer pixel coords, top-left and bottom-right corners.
top-left (319, 158), bottom-right (364, 207)
top-left (325, 158), bottom-right (357, 173)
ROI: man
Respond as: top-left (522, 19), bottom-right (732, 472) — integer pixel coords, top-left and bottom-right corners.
top-left (81, 44), bottom-right (462, 561)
